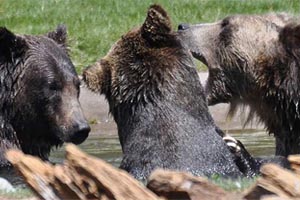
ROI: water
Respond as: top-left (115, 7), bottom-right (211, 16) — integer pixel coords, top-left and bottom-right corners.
top-left (229, 129), bottom-right (275, 156)
top-left (50, 134), bottom-right (123, 167)
top-left (50, 128), bottom-right (275, 165)
top-left (1, 128), bottom-right (275, 188)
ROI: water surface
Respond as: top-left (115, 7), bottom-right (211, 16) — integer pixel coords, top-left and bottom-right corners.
top-left (50, 128), bottom-right (275, 166)
top-left (2, 128), bottom-right (275, 187)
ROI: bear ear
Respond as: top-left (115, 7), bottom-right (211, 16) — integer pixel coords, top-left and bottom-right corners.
top-left (46, 24), bottom-right (67, 46)
top-left (141, 4), bottom-right (173, 45)
top-left (0, 27), bottom-right (27, 62)
top-left (82, 61), bottom-right (110, 94)
top-left (279, 23), bottom-right (300, 50)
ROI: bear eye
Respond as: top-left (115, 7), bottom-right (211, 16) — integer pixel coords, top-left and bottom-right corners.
top-left (221, 18), bottom-right (230, 28)
top-left (49, 82), bottom-right (62, 91)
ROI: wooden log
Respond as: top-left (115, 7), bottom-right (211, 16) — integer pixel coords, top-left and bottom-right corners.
top-left (288, 155), bottom-right (300, 175)
top-left (288, 155), bottom-right (300, 165)
top-left (14, 144), bottom-right (300, 200)
top-left (6, 144), bottom-right (161, 200)
top-left (260, 195), bottom-right (288, 200)
top-left (5, 150), bottom-right (62, 200)
top-left (244, 163), bottom-right (300, 199)
top-left (243, 181), bottom-right (274, 200)
top-left (65, 144), bottom-right (160, 200)
top-left (147, 169), bottom-right (241, 200)
top-left (260, 164), bottom-right (300, 198)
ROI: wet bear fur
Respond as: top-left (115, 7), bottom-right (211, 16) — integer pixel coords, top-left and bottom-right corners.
top-left (178, 13), bottom-right (300, 156)
top-left (0, 26), bottom-right (90, 166)
top-left (82, 5), bottom-right (289, 179)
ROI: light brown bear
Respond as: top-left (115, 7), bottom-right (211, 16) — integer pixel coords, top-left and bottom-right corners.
top-left (178, 13), bottom-right (300, 156)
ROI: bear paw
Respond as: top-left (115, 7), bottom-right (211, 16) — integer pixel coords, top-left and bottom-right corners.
top-left (223, 136), bottom-right (241, 154)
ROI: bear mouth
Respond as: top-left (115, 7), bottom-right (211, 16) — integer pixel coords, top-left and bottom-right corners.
top-left (191, 50), bottom-right (208, 67)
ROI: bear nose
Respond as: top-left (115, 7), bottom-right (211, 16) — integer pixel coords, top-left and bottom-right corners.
top-left (178, 23), bottom-right (190, 30)
top-left (70, 122), bottom-right (90, 145)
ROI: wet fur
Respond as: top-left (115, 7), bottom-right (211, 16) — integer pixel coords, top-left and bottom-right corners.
top-left (83, 5), bottom-right (247, 179)
top-left (178, 13), bottom-right (300, 156)
top-left (0, 26), bottom-right (86, 165)
top-left (82, 5), bottom-right (286, 179)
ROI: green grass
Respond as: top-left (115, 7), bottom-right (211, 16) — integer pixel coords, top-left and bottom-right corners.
top-left (0, 0), bottom-right (299, 72)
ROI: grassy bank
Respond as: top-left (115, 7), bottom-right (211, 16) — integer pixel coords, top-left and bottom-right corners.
top-left (0, 0), bottom-right (299, 72)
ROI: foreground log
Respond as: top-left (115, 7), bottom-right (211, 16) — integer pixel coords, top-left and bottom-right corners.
top-left (288, 155), bottom-right (300, 175)
top-left (147, 169), bottom-right (240, 200)
top-left (6, 145), bottom-right (242, 200)
top-left (244, 164), bottom-right (300, 199)
top-left (65, 144), bottom-right (160, 200)
top-left (7, 145), bottom-right (300, 200)
top-left (6, 144), bottom-right (160, 200)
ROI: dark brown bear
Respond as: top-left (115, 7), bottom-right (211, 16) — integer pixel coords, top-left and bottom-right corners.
top-left (178, 13), bottom-right (300, 156)
top-left (83, 5), bottom-right (289, 179)
top-left (0, 25), bottom-right (90, 166)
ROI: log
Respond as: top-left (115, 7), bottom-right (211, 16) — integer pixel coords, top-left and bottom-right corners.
top-left (147, 169), bottom-right (241, 200)
top-left (9, 145), bottom-right (300, 200)
top-left (243, 179), bottom-right (277, 200)
top-left (64, 144), bottom-right (160, 200)
top-left (260, 164), bottom-right (300, 198)
top-left (288, 155), bottom-right (300, 165)
top-left (260, 195), bottom-right (288, 200)
top-left (5, 150), bottom-right (60, 200)
top-left (244, 163), bottom-right (300, 199)
top-left (288, 155), bottom-right (300, 175)
top-left (6, 144), bottom-right (161, 200)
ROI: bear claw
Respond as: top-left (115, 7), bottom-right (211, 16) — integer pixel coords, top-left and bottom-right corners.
top-left (223, 136), bottom-right (241, 153)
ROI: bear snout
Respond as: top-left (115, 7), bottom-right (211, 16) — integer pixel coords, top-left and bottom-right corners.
top-left (178, 23), bottom-right (190, 30)
top-left (67, 121), bottom-right (90, 145)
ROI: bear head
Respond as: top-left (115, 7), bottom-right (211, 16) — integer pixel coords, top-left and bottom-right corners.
top-left (178, 13), bottom-right (296, 114)
top-left (178, 13), bottom-right (300, 156)
top-left (82, 4), bottom-right (194, 121)
top-left (0, 26), bottom-right (90, 160)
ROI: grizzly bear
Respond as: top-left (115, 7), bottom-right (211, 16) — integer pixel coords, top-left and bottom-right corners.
top-left (0, 26), bottom-right (90, 166)
top-left (83, 5), bottom-right (288, 179)
top-left (178, 13), bottom-right (300, 156)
